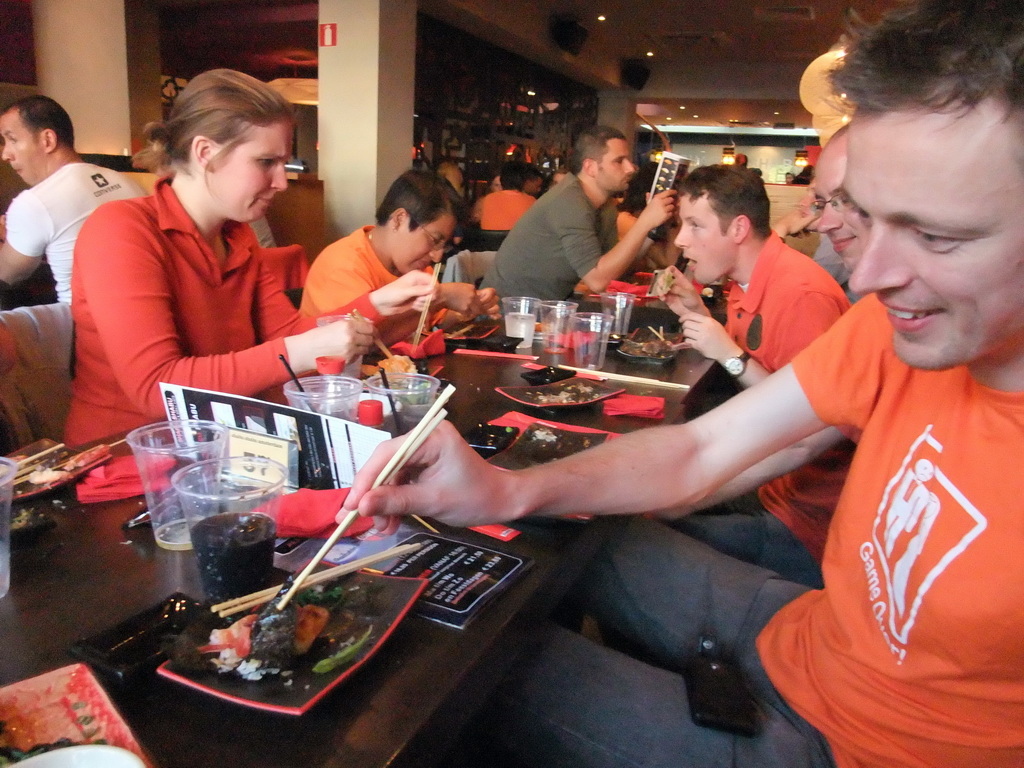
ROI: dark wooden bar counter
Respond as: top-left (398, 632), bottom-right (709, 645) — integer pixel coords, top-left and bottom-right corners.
top-left (1, 342), bottom-right (723, 768)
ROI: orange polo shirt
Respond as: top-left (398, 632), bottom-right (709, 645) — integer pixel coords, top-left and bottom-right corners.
top-left (726, 233), bottom-right (853, 561)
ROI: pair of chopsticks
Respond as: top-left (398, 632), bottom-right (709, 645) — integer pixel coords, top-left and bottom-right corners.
top-left (557, 365), bottom-right (690, 391)
top-left (210, 541), bottom-right (423, 618)
top-left (275, 382), bottom-right (456, 610)
top-left (15, 441), bottom-right (65, 469)
top-left (350, 310), bottom-right (395, 361)
top-left (411, 262), bottom-right (442, 348)
top-left (647, 326), bottom-right (666, 341)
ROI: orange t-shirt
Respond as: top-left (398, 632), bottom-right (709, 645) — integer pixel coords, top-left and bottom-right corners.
top-left (726, 233), bottom-right (853, 560)
top-left (301, 227), bottom-right (443, 345)
top-left (759, 295), bottom-right (1024, 767)
top-left (479, 190), bottom-right (536, 231)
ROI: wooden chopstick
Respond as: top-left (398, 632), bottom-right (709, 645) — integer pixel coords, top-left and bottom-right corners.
top-left (411, 262), bottom-right (441, 348)
top-left (275, 384), bottom-right (457, 610)
top-left (647, 326), bottom-right (666, 341)
top-left (351, 310), bottom-right (395, 360)
top-left (557, 365), bottom-right (691, 391)
top-left (211, 542), bottom-right (424, 618)
top-left (15, 442), bottom-right (65, 470)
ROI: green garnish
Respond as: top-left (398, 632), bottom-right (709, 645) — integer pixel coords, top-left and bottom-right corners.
top-left (311, 626), bottom-right (373, 674)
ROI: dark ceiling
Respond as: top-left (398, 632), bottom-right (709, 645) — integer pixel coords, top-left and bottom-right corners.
top-left (154, 0), bottom-right (898, 127)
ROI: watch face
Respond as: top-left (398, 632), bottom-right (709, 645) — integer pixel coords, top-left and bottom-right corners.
top-left (724, 357), bottom-right (744, 376)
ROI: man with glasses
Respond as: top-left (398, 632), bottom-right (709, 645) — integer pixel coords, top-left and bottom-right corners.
top-left (481, 125), bottom-right (676, 300)
top-left (301, 169), bottom-right (498, 344)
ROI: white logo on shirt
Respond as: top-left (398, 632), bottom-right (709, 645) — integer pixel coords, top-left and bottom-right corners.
top-left (861, 426), bottom-right (986, 663)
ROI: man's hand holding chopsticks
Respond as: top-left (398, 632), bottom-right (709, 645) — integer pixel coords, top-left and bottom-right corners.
top-left (340, 421), bottom-right (519, 527)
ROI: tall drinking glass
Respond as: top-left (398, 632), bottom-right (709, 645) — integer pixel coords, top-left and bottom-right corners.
top-left (600, 292), bottom-right (636, 338)
top-left (0, 457), bottom-right (15, 599)
top-left (539, 300), bottom-right (578, 353)
top-left (126, 420), bottom-right (229, 550)
top-left (500, 296), bottom-right (540, 349)
top-left (173, 457), bottom-right (287, 603)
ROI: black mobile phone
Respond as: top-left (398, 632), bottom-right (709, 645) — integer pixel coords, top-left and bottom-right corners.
top-left (464, 423), bottom-right (520, 458)
top-left (521, 366), bottom-right (575, 385)
top-left (684, 656), bottom-right (761, 736)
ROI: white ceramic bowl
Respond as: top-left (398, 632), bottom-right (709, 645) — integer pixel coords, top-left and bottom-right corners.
top-left (16, 744), bottom-right (145, 768)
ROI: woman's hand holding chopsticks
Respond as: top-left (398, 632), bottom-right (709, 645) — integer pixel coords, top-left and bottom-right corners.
top-left (367, 270), bottom-right (438, 316)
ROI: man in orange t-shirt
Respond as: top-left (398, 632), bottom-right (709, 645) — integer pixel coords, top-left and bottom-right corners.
top-left (340, 3), bottom-right (1024, 766)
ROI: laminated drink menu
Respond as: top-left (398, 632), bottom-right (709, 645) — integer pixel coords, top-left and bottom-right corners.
top-left (380, 533), bottom-right (532, 629)
top-left (647, 151), bottom-right (690, 241)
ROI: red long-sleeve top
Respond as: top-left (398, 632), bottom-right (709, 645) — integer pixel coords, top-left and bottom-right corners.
top-left (65, 179), bottom-right (332, 445)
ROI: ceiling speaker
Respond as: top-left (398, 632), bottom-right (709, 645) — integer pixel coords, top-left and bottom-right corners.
top-left (550, 16), bottom-right (588, 56)
top-left (621, 59), bottom-right (651, 90)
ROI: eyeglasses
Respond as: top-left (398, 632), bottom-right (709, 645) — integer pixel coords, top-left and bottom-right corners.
top-left (420, 226), bottom-right (448, 252)
top-left (809, 192), bottom-right (852, 216)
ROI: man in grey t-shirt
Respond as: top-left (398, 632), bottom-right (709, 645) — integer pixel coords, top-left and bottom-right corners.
top-left (481, 126), bottom-right (676, 300)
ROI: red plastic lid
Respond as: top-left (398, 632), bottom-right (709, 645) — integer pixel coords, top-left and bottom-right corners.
top-left (357, 399), bottom-right (384, 427)
top-left (316, 356), bottom-right (345, 374)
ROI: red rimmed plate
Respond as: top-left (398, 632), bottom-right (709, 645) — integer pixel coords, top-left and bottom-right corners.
top-left (495, 378), bottom-right (625, 409)
top-left (488, 422), bottom-right (610, 470)
top-left (0, 664), bottom-right (150, 765)
top-left (8, 441), bottom-right (113, 502)
top-left (157, 571), bottom-right (426, 716)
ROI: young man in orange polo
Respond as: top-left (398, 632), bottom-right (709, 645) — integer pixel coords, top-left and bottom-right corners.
top-left (664, 164), bottom-right (852, 585)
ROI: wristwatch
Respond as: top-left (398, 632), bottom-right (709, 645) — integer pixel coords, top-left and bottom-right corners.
top-left (722, 351), bottom-right (750, 377)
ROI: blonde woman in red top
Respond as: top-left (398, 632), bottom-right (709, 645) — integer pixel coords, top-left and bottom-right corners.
top-left (67, 70), bottom-right (424, 444)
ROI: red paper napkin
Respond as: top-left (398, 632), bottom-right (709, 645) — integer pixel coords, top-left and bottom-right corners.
top-left (76, 456), bottom-right (145, 503)
top-left (605, 281), bottom-right (650, 296)
top-left (276, 488), bottom-right (374, 539)
top-left (391, 329), bottom-right (445, 359)
top-left (602, 393), bottom-right (665, 419)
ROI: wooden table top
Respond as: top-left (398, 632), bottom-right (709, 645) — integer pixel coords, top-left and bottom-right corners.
top-left (1, 343), bottom-right (727, 768)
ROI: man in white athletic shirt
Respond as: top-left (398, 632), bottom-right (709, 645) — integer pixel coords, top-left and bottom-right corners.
top-left (0, 95), bottom-right (144, 303)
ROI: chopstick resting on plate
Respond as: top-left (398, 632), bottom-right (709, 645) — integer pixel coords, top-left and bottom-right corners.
top-left (275, 383), bottom-right (457, 610)
top-left (14, 442), bottom-right (66, 471)
top-left (211, 542), bottom-right (423, 618)
top-left (557, 365), bottom-right (690, 391)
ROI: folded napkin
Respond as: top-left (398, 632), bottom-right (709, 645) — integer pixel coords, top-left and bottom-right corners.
top-left (605, 281), bottom-right (650, 296)
top-left (76, 455), bottom-right (145, 503)
top-left (602, 393), bottom-right (665, 419)
top-left (276, 488), bottom-right (374, 539)
top-left (391, 329), bottom-right (445, 359)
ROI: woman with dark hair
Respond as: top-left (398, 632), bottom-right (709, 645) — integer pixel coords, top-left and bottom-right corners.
top-left (301, 169), bottom-right (499, 344)
top-left (66, 69), bottom-right (386, 445)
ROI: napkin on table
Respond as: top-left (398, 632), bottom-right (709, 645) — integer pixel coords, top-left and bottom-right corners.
top-left (605, 281), bottom-right (650, 297)
top-left (602, 393), bottom-right (665, 419)
top-left (275, 488), bottom-right (374, 539)
top-left (391, 329), bottom-right (445, 359)
top-left (76, 455), bottom-right (145, 503)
